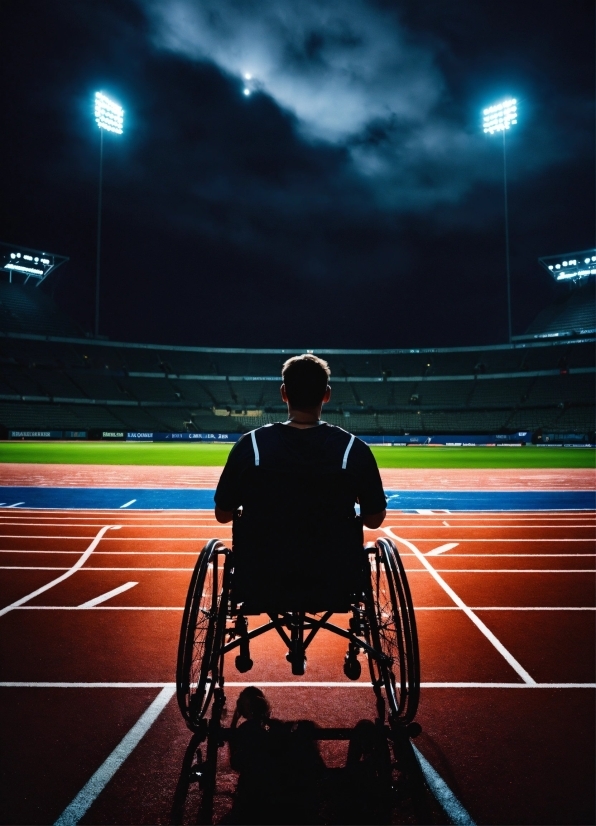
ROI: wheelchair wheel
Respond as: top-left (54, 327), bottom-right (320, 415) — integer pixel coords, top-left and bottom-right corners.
top-left (177, 540), bottom-right (230, 729)
top-left (366, 537), bottom-right (420, 723)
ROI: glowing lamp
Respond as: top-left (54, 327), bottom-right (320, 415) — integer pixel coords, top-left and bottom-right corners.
top-left (94, 91), bottom-right (124, 134)
top-left (483, 98), bottom-right (517, 134)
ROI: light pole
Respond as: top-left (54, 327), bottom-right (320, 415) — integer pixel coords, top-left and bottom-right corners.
top-left (94, 91), bottom-right (124, 337)
top-left (483, 98), bottom-right (517, 343)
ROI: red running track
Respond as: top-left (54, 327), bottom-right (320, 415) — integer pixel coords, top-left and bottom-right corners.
top-left (0, 509), bottom-right (594, 824)
top-left (0, 463), bottom-right (594, 490)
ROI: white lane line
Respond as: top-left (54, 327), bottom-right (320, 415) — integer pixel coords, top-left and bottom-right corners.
top-left (3, 566), bottom-right (595, 574)
top-left (0, 525), bottom-right (121, 619)
top-left (6, 502), bottom-right (25, 508)
top-left (78, 582), bottom-right (138, 608)
top-left (1, 550), bottom-right (593, 558)
top-left (427, 542), bottom-right (459, 556)
top-left (412, 743), bottom-right (475, 826)
top-left (11, 605), bottom-right (596, 612)
top-left (16, 606), bottom-right (185, 611)
top-left (53, 685), bottom-right (175, 826)
top-left (0, 535), bottom-right (219, 540)
top-left (413, 569), bottom-right (596, 573)
top-left (119, 500), bottom-right (137, 509)
top-left (6, 535), bottom-right (591, 542)
top-left (0, 565), bottom-right (194, 568)
top-left (383, 528), bottom-right (537, 686)
top-left (1, 681), bottom-right (595, 689)
top-left (387, 538), bottom-right (595, 542)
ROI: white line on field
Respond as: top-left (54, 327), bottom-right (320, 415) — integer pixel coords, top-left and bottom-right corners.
top-left (385, 538), bottom-right (595, 542)
top-left (2, 681), bottom-right (593, 689)
top-left (53, 685), bottom-right (175, 826)
top-left (427, 543), bottom-right (459, 556)
top-left (6, 502), bottom-right (25, 508)
top-left (78, 582), bottom-right (138, 608)
top-left (383, 528), bottom-right (537, 685)
top-left (11, 605), bottom-right (596, 611)
top-left (2, 566), bottom-right (595, 573)
top-left (119, 500), bottom-right (136, 509)
top-left (14, 536), bottom-right (593, 542)
top-left (412, 743), bottom-right (475, 825)
top-left (0, 525), bottom-right (121, 619)
top-left (0, 550), bottom-right (593, 557)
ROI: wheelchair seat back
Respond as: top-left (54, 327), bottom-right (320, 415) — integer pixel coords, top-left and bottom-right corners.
top-left (232, 464), bottom-right (364, 613)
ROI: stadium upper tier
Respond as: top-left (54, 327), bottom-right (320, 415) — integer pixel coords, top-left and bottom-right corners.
top-left (0, 329), bottom-right (594, 435)
top-left (518, 281), bottom-right (595, 340)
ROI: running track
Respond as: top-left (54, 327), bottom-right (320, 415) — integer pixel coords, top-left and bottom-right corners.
top-left (0, 469), bottom-right (595, 824)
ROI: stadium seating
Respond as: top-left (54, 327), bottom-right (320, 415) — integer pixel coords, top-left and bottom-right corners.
top-left (523, 282), bottom-right (595, 338)
top-left (0, 277), bottom-right (594, 437)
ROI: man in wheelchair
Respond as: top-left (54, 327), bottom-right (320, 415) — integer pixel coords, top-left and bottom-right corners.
top-left (175, 357), bottom-right (421, 823)
top-left (214, 354), bottom-right (387, 615)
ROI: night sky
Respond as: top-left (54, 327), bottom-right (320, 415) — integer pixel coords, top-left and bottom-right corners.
top-left (2, 0), bottom-right (594, 349)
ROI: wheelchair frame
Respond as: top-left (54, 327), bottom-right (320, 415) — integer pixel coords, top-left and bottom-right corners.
top-left (174, 536), bottom-right (421, 823)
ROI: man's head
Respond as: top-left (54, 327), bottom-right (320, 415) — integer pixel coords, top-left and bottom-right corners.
top-left (281, 354), bottom-right (331, 410)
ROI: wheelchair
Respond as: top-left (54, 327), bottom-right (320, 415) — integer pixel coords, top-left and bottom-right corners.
top-left (173, 501), bottom-right (421, 823)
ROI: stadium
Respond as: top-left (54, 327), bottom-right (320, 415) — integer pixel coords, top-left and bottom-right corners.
top-left (2, 3), bottom-right (596, 825)
top-left (1, 249), bottom-right (594, 444)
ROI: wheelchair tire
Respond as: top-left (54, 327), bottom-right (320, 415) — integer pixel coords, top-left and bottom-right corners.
top-left (366, 537), bottom-right (420, 724)
top-left (177, 540), bottom-right (230, 730)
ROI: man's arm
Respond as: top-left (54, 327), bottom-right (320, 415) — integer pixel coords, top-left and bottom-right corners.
top-left (214, 436), bottom-right (249, 521)
top-left (215, 506), bottom-right (234, 524)
top-left (362, 509), bottom-right (386, 529)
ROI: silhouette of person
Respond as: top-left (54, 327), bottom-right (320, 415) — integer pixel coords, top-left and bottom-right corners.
top-left (224, 687), bottom-right (324, 825)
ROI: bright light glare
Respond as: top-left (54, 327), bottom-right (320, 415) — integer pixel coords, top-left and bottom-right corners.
top-left (94, 91), bottom-right (124, 134)
top-left (243, 88), bottom-right (251, 96)
top-left (244, 73), bottom-right (252, 80)
top-left (5, 264), bottom-right (44, 275)
top-left (483, 98), bottom-right (517, 134)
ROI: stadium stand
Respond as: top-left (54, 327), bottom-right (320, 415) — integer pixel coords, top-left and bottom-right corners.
top-left (0, 277), bottom-right (594, 437)
top-left (520, 281), bottom-right (595, 339)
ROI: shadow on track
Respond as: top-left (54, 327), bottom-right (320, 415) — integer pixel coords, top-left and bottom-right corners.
top-left (170, 705), bottom-right (447, 825)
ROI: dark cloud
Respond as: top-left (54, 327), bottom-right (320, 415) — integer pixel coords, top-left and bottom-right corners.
top-left (1, 0), bottom-right (594, 348)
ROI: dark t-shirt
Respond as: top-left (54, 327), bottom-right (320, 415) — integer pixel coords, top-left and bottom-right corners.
top-left (214, 423), bottom-right (386, 610)
top-left (215, 422), bottom-right (386, 517)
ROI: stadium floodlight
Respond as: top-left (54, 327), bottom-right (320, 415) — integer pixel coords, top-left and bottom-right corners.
top-left (0, 241), bottom-right (68, 286)
top-left (94, 91), bottom-right (124, 134)
top-left (93, 91), bottom-right (124, 337)
top-left (483, 97), bottom-right (519, 344)
top-left (538, 249), bottom-right (596, 281)
top-left (482, 98), bottom-right (517, 134)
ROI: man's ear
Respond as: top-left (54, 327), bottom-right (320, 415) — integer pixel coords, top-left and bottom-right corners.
top-left (323, 385), bottom-right (331, 403)
top-left (280, 383), bottom-right (288, 402)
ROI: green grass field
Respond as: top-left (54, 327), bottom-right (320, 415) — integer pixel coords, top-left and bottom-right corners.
top-left (0, 441), bottom-right (593, 468)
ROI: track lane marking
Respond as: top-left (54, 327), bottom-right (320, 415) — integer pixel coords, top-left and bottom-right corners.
top-left (2, 566), bottom-right (595, 573)
top-left (1, 551), bottom-right (594, 557)
top-left (427, 543), bottom-right (459, 556)
top-left (383, 527), bottom-right (537, 685)
top-left (78, 582), bottom-right (138, 608)
top-left (53, 685), bottom-right (175, 826)
top-left (119, 500), bottom-right (136, 509)
top-left (10, 601), bottom-right (596, 610)
top-left (2, 681), bottom-right (594, 689)
top-left (412, 743), bottom-right (475, 826)
top-left (0, 525), bottom-right (121, 619)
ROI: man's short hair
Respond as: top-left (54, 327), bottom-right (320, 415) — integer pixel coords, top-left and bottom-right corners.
top-left (282, 354), bottom-right (330, 409)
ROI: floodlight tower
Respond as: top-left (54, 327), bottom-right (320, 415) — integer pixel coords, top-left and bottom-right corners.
top-left (483, 98), bottom-right (517, 343)
top-left (94, 91), bottom-right (124, 337)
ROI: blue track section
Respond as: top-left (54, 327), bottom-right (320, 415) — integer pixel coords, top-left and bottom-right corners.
top-left (0, 487), bottom-right (594, 511)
